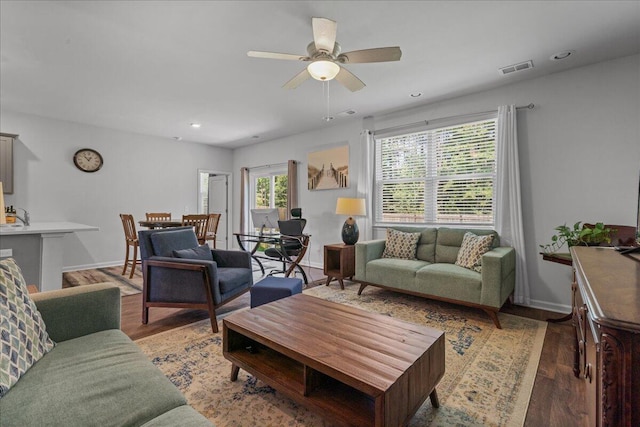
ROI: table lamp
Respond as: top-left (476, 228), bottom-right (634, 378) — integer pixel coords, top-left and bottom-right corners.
top-left (335, 197), bottom-right (366, 245)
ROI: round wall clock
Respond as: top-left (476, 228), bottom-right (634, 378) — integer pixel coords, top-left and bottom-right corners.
top-left (73, 148), bottom-right (103, 173)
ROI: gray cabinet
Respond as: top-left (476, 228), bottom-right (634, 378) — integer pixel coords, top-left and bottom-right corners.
top-left (0, 133), bottom-right (16, 194)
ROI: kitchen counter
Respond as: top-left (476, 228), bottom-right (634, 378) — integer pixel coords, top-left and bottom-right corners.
top-left (0, 222), bottom-right (99, 291)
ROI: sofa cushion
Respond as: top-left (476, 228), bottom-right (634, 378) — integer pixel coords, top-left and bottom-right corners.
top-left (365, 258), bottom-right (431, 285)
top-left (0, 258), bottom-right (55, 398)
top-left (455, 232), bottom-right (494, 272)
top-left (415, 263), bottom-right (482, 304)
top-left (382, 228), bottom-right (421, 260)
top-left (150, 229), bottom-right (200, 257)
top-left (0, 329), bottom-right (188, 427)
top-left (173, 244), bottom-right (213, 261)
top-left (217, 267), bottom-right (253, 294)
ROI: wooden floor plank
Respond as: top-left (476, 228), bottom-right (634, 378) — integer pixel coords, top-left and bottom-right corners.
top-left (121, 267), bottom-right (587, 426)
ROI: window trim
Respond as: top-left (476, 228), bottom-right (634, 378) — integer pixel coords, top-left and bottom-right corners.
top-left (373, 112), bottom-right (498, 228)
top-left (249, 166), bottom-right (287, 209)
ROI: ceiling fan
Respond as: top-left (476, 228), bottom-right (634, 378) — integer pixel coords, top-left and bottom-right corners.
top-left (248, 17), bottom-right (402, 92)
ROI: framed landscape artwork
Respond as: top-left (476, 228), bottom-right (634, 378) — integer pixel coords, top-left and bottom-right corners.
top-left (307, 144), bottom-right (349, 190)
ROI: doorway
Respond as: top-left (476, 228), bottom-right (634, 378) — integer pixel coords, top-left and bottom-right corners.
top-left (198, 170), bottom-right (231, 249)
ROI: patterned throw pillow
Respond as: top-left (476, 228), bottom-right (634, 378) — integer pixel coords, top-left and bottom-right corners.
top-left (0, 258), bottom-right (55, 397)
top-left (455, 232), bottom-right (494, 272)
top-left (382, 228), bottom-right (421, 260)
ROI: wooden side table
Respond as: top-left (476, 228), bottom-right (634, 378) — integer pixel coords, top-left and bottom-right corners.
top-left (324, 243), bottom-right (355, 289)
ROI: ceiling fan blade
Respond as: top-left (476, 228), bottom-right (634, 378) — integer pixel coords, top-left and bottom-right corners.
top-left (312, 17), bottom-right (337, 53)
top-left (334, 67), bottom-right (365, 92)
top-left (247, 51), bottom-right (308, 61)
top-left (338, 47), bottom-right (402, 63)
top-left (282, 68), bottom-right (311, 89)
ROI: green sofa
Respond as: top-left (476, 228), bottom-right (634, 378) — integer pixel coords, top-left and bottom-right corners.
top-left (354, 227), bottom-right (515, 328)
top-left (0, 284), bottom-right (213, 427)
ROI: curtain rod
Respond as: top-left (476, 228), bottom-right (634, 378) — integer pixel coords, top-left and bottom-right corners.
top-left (247, 162), bottom-right (289, 171)
top-left (373, 103), bottom-right (535, 136)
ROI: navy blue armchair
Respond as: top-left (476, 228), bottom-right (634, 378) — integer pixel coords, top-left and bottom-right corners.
top-left (138, 227), bottom-right (253, 332)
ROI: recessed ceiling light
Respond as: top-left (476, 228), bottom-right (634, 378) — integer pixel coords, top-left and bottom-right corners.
top-left (172, 136), bottom-right (182, 141)
top-left (550, 50), bottom-right (574, 61)
top-left (322, 116), bottom-right (334, 122)
top-left (190, 123), bottom-right (201, 128)
top-left (410, 92), bottom-right (422, 98)
top-left (251, 135), bottom-right (260, 139)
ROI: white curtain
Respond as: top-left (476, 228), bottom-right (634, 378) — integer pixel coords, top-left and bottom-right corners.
top-left (496, 105), bottom-right (530, 305)
top-left (356, 130), bottom-right (374, 241)
top-left (239, 167), bottom-right (249, 233)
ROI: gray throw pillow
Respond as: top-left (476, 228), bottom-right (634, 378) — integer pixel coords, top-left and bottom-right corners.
top-left (172, 244), bottom-right (213, 261)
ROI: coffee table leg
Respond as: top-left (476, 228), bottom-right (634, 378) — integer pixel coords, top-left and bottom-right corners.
top-left (429, 389), bottom-right (440, 408)
top-left (230, 364), bottom-right (240, 382)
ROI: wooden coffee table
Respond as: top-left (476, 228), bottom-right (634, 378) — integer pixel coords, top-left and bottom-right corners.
top-left (223, 293), bottom-right (445, 427)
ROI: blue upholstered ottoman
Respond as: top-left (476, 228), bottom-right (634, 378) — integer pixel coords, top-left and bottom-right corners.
top-left (250, 276), bottom-right (303, 308)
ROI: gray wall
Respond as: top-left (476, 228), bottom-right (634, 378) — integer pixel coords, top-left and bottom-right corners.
top-left (0, 111), bottom-right (234, 269)
top-left (233, 54), bottom-right (640, 312)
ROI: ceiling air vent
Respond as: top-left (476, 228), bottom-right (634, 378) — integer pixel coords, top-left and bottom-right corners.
top-left (498, 60), bottom-right (534, 76)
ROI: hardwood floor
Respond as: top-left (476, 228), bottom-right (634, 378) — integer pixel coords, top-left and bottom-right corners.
top-left (121, 268), bottom-right (588, 426)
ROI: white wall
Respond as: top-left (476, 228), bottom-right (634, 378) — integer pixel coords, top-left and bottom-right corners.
top-left (233, 54), bottom-right (640, 311)
top-left (232, 120), bottom-right (364, 283)
top-left (1, 111), bottom-right (234, 269)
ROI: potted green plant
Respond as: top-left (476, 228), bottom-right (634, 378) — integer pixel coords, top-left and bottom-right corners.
top-left (540, 222), bottom-right (613, 254)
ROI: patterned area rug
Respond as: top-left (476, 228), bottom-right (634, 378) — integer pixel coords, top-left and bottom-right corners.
top-left (62, 265), bottom-right (143, 296)
top-left (136, 282), bottom-right (546, 426)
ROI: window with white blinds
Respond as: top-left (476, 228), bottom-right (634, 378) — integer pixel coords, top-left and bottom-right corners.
top-left (374, 116), bottom-right (497, 226)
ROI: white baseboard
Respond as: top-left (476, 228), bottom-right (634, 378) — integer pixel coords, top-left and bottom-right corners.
top-left (63, 261), bottom-right (123, 272)
top-left (517, 298), bottom-right (571, 314)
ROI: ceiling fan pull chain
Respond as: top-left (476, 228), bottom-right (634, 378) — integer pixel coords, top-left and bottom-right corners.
top-left (323, 81), bottom-right (333, 122)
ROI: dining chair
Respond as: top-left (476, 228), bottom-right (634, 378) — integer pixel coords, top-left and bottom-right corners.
top-left (119, 214), bottom-right (140, 279)
top-left (145, 212), bottom-right (171, 221)
top-left (205, 213), bottom-right (222, 248)
top-left (182, 214), bottom-right (209, 245)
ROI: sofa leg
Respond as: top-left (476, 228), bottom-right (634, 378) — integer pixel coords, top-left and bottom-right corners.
top-left (357, 284), bottom-right (368, 295)
top-left (142, 306), bottom-right (149, 324)
top-left (484, 309), bottom-right (502, 329)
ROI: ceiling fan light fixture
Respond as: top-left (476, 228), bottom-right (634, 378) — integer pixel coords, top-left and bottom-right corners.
top-left (307, 60), bottom-right (340, 81)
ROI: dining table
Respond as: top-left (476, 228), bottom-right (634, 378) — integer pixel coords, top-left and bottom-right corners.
top-left (138, 219), bottom-right (184, 229)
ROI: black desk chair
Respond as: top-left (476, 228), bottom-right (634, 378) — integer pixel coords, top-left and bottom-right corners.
top-left (264, 218), bottom-right (309, 284)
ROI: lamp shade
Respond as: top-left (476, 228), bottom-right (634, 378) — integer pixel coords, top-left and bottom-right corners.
top-left (335, 197), bottom-right (366, 217)
top-left (307, 60), bottom-right (340, 81)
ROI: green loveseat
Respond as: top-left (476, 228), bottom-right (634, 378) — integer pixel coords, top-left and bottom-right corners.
top-left (354, 227), bottom-right (515, 328)
top-left (0, 284), bottom-right (213, 427)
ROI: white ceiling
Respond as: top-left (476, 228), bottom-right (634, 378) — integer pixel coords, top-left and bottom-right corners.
top-left (1, 1), bottom-right (639, 148)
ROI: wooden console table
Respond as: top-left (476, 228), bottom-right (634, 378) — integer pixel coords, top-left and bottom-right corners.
top-left (323, 243), bottom-right (355, 289)
top-left (223, 294), bottom-right (445, 426)
top-left (571, 246), bottom-right (640, 427)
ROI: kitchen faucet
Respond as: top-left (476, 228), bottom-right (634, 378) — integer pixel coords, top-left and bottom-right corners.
top-left (15, 208), bottom-right (30, 226)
